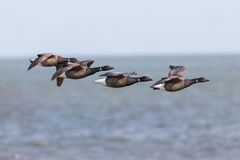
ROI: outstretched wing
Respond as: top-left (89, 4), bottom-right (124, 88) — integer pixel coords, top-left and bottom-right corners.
top-left (99, 72), bottom-right (124, 78)
top-left (151, 76), bottom-right (182, 87)
top-left (79, 60), bottom-right (95, 67)
top-left (28, 53), bottom-right (53, 70)
top-left (55, 62), bottom-right (69, 87)
top-left (165, 77), bottom-right (183, 84)
top-left (168, 65), bottom-right (186, 78)
top-left (51, 63), bottom-right (81, 80)
top-left (56, 78), bottom-right (65, 87)
top-left (99, 71), bottom-right (137, 78)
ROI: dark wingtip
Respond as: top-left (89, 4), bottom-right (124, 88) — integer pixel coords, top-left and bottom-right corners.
top-left (56, 78), bottom-right (64, 87)
top-left (28, 58), bottom-right (37, 70)
top-left (87, 60), bottom-right (95, 66)
top-left (169, 65), bottom-right (175, 69)
top-left (28, 64), bottom-right (33, 71)
top-left (51, 75), bottom-right (56, 81)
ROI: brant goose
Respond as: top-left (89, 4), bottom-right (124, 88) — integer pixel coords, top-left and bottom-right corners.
top-left (151, 65), bottom-right (209, 92)
top-left (28, 53), bottom-right (78, 70)
top-left (94, 72), bottom-right (152, 88)
top-left (51, 60), bottom-right (114, 86)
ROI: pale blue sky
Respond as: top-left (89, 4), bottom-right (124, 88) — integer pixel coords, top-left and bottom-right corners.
top-left (0, 0), bottom-right (240, 57)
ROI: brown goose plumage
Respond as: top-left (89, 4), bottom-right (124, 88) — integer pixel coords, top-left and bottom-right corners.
top-left (51, 60), bottom-right (114, 86)
top-left (28, 53), bottom-right (78, 70)
top-left (95, 72), bottom-right (152, 88)
top-left (55, 62), bottom-right (70, 87)
top-left (151, 65), bottom-right (209, 92)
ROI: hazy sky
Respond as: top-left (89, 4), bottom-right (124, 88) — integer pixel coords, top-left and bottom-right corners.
top-left (0, 0), bottom-right (240, 57)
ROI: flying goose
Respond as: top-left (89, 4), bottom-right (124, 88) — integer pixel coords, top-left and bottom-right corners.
top-left (94, 71), bottom-right (152, 88)
top-left (28, 53), bottom-right (78, 70)
top-left (151, 65), bottom-right (209, 92)
top-left (51, 60), bottom-right (114, 86)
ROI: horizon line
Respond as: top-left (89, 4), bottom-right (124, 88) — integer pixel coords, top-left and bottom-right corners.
top-left (0, 52), bottom-right (239, 59)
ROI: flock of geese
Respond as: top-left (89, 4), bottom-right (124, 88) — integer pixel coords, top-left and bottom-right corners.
top-left (28, 53), bottom-right (209, 92)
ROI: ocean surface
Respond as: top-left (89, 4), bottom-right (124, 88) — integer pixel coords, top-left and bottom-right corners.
top-left (0, 55), bottom-right (240, 160)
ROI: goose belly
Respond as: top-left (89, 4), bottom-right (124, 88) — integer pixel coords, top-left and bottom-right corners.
top-left (106, 77), bottom-right (127, 88)
top-left (66, 70), bottom-right (86, 79)
top-left (164, 81), bottom-right (185, 91)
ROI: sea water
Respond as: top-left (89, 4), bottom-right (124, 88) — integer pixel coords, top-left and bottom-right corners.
top-left (0, 55), bottom-right (239, 160)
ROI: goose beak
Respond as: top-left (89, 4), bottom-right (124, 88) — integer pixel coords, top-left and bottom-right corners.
top-left (203, 77), bottom-right (210, 82)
